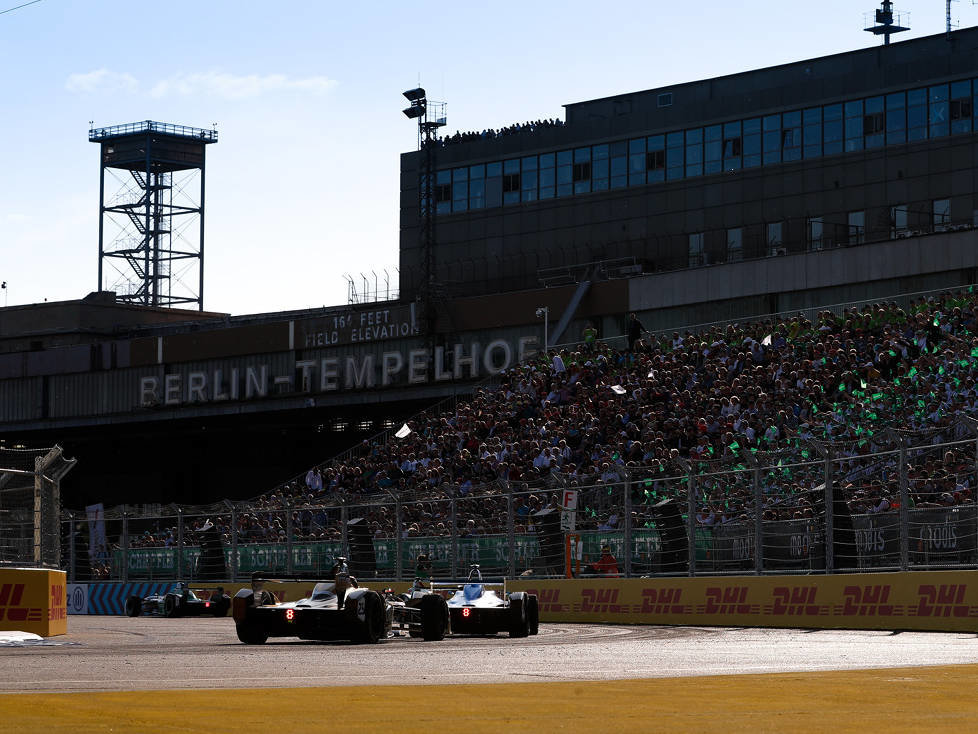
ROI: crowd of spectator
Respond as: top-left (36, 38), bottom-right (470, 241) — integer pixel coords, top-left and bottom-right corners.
top-left (124, 288), bottom-right (978, 548)
top-left (437, 118), bottom-right (564, 147)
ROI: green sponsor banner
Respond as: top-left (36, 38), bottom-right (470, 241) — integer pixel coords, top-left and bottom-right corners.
top-left (116, 529), bottom-right (708, 577)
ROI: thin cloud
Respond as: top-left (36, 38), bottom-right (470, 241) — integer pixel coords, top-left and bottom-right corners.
top-left (65, 69), bottom-right (138, 94)
top-left (150, 71), bottom-right (337, 100)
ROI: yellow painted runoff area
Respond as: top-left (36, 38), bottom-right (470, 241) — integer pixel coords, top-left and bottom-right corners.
top-left (3, 665), bottom-right (976, 733)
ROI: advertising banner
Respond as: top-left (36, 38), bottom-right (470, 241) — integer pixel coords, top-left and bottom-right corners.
top-left (509, 570), bottom-right (978, 632)
top-left (0, 569), bottom-right (66, 636)
top-left (67, 584), bottom-right (88, 615)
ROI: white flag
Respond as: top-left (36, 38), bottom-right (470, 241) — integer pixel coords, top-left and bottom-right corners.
top-left (395, 423), bottom-right (412, 439)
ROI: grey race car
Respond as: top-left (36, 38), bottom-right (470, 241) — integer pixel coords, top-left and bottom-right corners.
top-left (124, 582), bottom-right (231, 618)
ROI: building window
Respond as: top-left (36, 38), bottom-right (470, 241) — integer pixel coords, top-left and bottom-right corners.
top-left (657, 92), bottom-right (673, 108)
top-left (844, 99), bottom-right (864, 152)
top-left (933, 198), bottom-right (950, 230)
top-left (452, 167), bottom-right (468, 213)
top-left (908, 88), bottom-right (928, 141)
top-left (767, 222), bottom-right (783, 256)
top-left (502, 172), bottom-right (521, 194)
top-left (802, 107), bottom-right (821, 159)
top-left (704, 125), bottom-right (722, 174)
top-left (468, 164), bottom-right (485, 209)
top-left (538, 153), bottom-right (555, 199)
top-left (485, 161), bottom-right (502, 208)
top-left (591, 144), bottom-right (609, 191)
top-left (521, 156), bottom-right (538, 202)
top-left (929, 84), bottom-right (949, 139)
top-left (646, 149), bottom-right (665, 171)
top-left (688, 232), bottom-right (704, 267)
top-left (743, 117), bottom-right (762, 168)
top-left (573, 148), bottom-right (592, 194)
top-left (808, 216), bottom-right (824, 250)
top-left (891, 205), bottom-right (908, 237)
top-left (781, 111), bottom-right (802, 161)
top-left (951, 80), bottom-right (972, 134)
top-left (685, 128), bottom-right (703, 177)
top-left (863, 96), bottom-right (884, 149)
top-left (823, 103), bottom-right (844, 155)
top-left (848, 210), bottom-right (865, 245)
top-left (610, 141), bottom-right (627, 189)
top-left (726, 228), bottom-right (743, 262)
top-left (886, 92), bottom-right (906, 145)
top-left (629, 137), bottom-right (648, 186)
top-left (762, 115), bottom-right (781, 165)
top-left (556, 150), bottom-right (573, 197)
top-left (435, 169), bottom-right (452, 214)
top-left (666, 131), bottom-right (684, 180)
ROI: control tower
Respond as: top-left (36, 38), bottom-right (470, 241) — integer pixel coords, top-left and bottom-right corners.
top-left (90, 121), bottom-right (217, 310)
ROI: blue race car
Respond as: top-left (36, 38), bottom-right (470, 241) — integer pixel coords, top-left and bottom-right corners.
top-left (433, 566), bottom-right (538, 638)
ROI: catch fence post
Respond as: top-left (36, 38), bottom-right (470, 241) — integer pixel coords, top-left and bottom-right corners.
top-left (507, 487), bottom-right (516, 579)
top-left (623, 471), bottom-right (632, 578)
top-left (176, 508), bottom-right (184, 580)
top-left (898, 438), bottom-right (910, 571)
top-left (687, 473), bottom-right (696, 577)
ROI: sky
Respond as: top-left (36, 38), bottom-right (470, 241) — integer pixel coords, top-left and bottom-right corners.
top-left (0, 0), bottom-right (974, 316)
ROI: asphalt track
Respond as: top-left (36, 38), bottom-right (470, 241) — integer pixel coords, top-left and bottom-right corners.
top-left (1, 616), bottom-right (977, 732)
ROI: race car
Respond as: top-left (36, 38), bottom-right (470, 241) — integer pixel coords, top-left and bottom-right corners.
top-left (124, 582), bottom-right (231, 618)
top-left (232, 558), bottom-right (448, 644)
top-left (385, 578), bottom-right (452, 640)
top-left (430, 566), bottom-right (539, 638)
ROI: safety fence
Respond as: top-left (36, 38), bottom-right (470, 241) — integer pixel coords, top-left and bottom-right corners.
top-left (1, 446), bottom-right (75, 569)
top-left (61, 425), bottom-right (978, 583)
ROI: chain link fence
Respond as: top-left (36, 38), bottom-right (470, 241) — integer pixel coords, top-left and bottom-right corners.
top-left (1, 446), bottom-right (75, 569)
top-left (60, 423), bottom-right (978, 583)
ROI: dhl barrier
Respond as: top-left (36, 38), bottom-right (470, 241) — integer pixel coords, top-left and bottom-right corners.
top-left (0, 568), bottom-right (66, 637)
top-left (509, 570), bottom-right (978, 633)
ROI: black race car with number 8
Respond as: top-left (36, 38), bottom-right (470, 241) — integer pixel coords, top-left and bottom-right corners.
top-left (232, 559), bottom-right (450, 644)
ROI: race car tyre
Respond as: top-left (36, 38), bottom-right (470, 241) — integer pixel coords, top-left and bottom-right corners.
top-left (527, 593), bottom-right (539, 635)
top-left (235, 622), bottom-right (269, 645)
top-left (508, 592), bottom-right (530, 638)
top-left (356, 590), bottom-right (385, 644)
top-left (124, 596), bottom-right (141, 617)
top-left (163, 593), bottom-right (181, 618)
top-left (211, 596), bottom-right (231, 617)
top-left (420, 593), bottom-right (448, 641)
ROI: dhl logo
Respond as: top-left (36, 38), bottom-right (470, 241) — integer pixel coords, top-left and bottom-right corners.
top-left (49, 584), bottom-right (66, 621)
top-left (522, 588), bottom-right (565, 612)
top-left (915, 584), bottom-right (971, 618)
top-left (0, 583), bottom-right (42, 623)
top-left (580, 588), bottom-right (622, 614)
top-left (705, 586), bottom-right (751, 615)
top-left (641, 587), bottom-right (684, 615)
top-left (842, 585), bottom-right (894, 616)
top-left (771, 586), bottom-right (821, 615)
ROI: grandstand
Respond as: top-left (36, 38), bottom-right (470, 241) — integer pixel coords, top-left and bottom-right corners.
top-left (72, 286), bottom-right (978, 582)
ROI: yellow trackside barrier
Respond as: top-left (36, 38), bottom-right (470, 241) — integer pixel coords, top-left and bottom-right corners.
top-left (0, 568), bottom-right (66, 637)
top-left (509, 570), bottom-right (978, 632)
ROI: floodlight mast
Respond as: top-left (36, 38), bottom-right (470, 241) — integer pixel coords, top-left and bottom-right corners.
top-left (864, 1), bottom-right (909, 45)
top-left (402, 87), bottom-right (446, 348)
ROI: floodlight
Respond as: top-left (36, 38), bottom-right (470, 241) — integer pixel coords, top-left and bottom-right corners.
top-left (403, 87), bottom-right (426, 102)
top-left (403, 105), bottom-right (425, 119)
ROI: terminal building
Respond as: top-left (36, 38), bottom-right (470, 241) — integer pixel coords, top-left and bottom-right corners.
top-left (400, 25), bottom-right (978, 329)
top-left (4, 25), bottom-right (978, 506)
